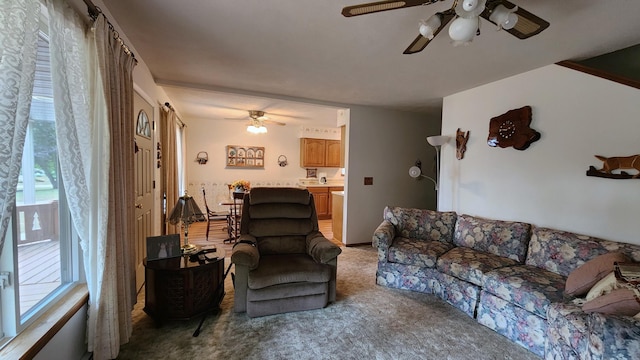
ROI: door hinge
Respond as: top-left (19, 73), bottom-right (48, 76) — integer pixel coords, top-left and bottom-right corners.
top-left (153, 180), bottom-right (156, 189)
top-left (0, 272), bottom-right (10, 289)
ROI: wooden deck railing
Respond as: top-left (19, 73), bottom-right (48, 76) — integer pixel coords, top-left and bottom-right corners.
top-left (16, 201), bottom-right (59, 245)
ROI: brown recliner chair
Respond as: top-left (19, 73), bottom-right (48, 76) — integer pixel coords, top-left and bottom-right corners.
top-left (231, 187), bottom-right (342, 317)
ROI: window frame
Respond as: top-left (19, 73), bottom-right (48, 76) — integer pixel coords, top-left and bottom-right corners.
top-left (0, 9), bottom-right (84, 347)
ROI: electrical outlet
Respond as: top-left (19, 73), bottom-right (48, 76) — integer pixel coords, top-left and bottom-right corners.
top-left (364, 177), bottom-right (373, 185)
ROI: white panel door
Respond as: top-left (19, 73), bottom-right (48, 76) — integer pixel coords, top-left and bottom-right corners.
top-left (134, 92), bottom-right (154, 292)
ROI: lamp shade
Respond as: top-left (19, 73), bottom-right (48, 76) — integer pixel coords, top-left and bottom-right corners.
top-left (168, 193), bottom-right (201, 225)
top-left (427, 135), bottom-right (449, 147)
top-left (409, 166), bottom-right (422, 178)
top-left (448, 16), bottom-right (479, 45)
top-left (247, 124), bottom-right (268, 134)
top-left (455, 0), bottom-right (487, 18)
top-left (419, 13), bottom-right (442, 40)
top-left (489, 4), bottom-right (519, 30)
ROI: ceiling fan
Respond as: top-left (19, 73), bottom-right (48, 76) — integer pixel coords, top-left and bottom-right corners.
top-left (341, 0), bottom-right (549, 54)
top-left (226, 110), bottom-right (286, 134)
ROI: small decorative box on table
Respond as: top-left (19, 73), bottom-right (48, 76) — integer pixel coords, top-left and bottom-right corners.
top-left (144, 248), bottom-right (226, 336)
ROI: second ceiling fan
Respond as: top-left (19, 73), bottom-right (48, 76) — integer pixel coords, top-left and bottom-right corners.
top-left (228, 110), bottom-right (286, 134)
top-left (341, 0), bottom-right (549, 54)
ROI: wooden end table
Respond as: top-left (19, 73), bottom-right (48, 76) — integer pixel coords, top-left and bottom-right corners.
top-left (144, 248), bottom-right (226, 336)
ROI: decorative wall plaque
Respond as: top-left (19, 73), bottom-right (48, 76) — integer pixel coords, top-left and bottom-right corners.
top-left (226, 145), bottom-right (265, 168)
top-left (456, 128), bottom-right (470, 160)
top-left (487, 106), bottom-right (540, 150)
top-left (586, 154), bottom-right (640, 179)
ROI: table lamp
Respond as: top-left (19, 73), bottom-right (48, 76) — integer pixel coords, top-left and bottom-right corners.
top-left (168, 191), bottom-right (202, 254)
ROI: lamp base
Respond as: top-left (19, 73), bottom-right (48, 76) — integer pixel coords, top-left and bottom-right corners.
top-left (181, 243), bottom-right (198, 254)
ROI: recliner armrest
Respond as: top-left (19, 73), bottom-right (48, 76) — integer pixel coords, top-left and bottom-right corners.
top-left (231, 234), bottom-right (260, 270)
top-left (306, 232), bottom-right (341, 264)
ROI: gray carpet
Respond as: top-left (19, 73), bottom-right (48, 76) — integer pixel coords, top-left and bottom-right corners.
top-left (118, 246), bottom-right (540, 360)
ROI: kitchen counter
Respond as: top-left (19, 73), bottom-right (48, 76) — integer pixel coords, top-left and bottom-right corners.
top-left (303, 183), bottom-right (344, 188)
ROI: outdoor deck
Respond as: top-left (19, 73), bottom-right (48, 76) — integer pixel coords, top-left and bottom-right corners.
top-left (17, 239), bottom-right (61, 315)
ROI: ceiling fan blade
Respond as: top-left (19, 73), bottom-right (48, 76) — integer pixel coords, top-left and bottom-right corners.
top-left (224, 117), bottom-right (248, 120)
top-left (342, 0), bottom-right (441, 17)
top-left (482, 0), bottom-right (550, 39)
top-left (263, 119), bottom-right (286, 126)
top-left (403, 11), bottom-right (454, 54)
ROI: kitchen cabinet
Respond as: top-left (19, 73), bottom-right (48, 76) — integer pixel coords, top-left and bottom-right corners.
top-left (308, 187), bottom-right (330, 219)
top-left (300, 138), bottom-right (341, 168)
top-left (307, 186), bottom-right (343, 220)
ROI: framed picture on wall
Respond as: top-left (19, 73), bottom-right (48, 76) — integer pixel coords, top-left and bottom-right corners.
top-left (226, 145), bottom-right (265, 168)
top-left (306, 168), bottom-right (317, 178)
top-left (146, 234), bottom-right (181, 261)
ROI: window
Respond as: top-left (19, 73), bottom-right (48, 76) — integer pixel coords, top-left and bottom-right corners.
top-left (0, 23), bottom-right (81, 344)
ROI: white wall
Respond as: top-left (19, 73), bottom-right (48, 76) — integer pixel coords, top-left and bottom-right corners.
top-left (440, 64), bottom-right (640, 245)
top-left (344, 106), bottom-right (441, 245)
top-left (185, 119), bottom-right (343, 212)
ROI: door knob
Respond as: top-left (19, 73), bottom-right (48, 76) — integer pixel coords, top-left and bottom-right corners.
top-left (135, 203), bottom-right (143, 209)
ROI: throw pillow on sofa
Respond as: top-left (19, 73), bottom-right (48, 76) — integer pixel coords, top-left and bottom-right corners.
top-left (582, 288), bottom-right (640, 316)
top-left (585, 272), bottom-right (620, 301)
top-left (565, 252), bottom-right (629, 297)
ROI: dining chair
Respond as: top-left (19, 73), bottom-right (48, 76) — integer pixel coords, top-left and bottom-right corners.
top-left (201, 187), bottom-right (229, 241)
top-left (224, 191), bottom-right (244, 243)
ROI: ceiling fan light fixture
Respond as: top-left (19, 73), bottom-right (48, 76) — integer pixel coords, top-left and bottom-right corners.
top-left (455, 0), bottom-right (486, 18)
top-left (419, 13), bottom-right (443, 40)
top-left (448, 16), bottom-right (478, 45)
top-left (489, 4), bottom-right (519, 30)
top-left (247, 124), bottom-right (267, 134)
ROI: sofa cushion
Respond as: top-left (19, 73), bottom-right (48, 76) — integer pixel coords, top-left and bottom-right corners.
top-left (435, 272), bottom-right (481, 317)
top-left (477, 291), bottom-right (547, 357)
top-left (437, 247), bottom-right (519, 286)
top-left (388, 237), bottom-right (453, 268)
top-left (384, 207), bottom-right (456, 243)
top-left (482, 264), bottom-right (566, 319)
top-left (248, 254), bottom-right (331, 290)
top-left (453, 214), bottom-right (531, 263)
top-left (525, 227), bottom-right (640, 277)
top-left (546, 301), bottom-right (591, 357)
top-left (565, 252), bottom-right (629, 297)
top-left (583, 289), bottom-right (640, 316)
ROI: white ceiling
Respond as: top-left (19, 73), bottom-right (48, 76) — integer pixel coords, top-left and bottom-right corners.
top-left (100, 0), bottom-right (640, 125)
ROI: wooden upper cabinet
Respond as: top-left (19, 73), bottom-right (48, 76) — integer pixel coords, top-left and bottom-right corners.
top-left (325, 140), bottom-right (341, 167)
top-left (300, 138), bottom-right (341, 168)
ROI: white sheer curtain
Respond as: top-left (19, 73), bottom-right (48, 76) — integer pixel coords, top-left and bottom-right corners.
top-left (3, 2), bottom-right (134, 358)
top-left (45, 1), bottom-right (117, 358)
top-left (0, 0), bottom-right (40, 256)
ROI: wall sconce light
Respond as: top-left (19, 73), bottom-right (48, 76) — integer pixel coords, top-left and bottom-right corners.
top-left (409, 135), bottom-right (449, 190)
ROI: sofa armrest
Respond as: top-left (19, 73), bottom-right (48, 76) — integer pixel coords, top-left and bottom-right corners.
top-left (306, 232), bottom-right (342, 264)
top-left (373, 220), bottom-right (395, 249)
top-left (231, 234), bottom-right (260, 270)
top-left (588, 311), bottom-right (640, 359)
top-left (373, 220), bottom-right (395, 263)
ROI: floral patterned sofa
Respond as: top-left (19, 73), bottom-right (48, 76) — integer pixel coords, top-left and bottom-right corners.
top-left (373, 207), bottom-right (640, 359)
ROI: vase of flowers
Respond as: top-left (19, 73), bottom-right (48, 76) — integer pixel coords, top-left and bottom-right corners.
top-left (231, 179), bottom-right (250, 193)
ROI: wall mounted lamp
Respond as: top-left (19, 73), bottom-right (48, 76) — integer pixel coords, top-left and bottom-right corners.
top-left (409, 135), bottom-right (449, 190)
